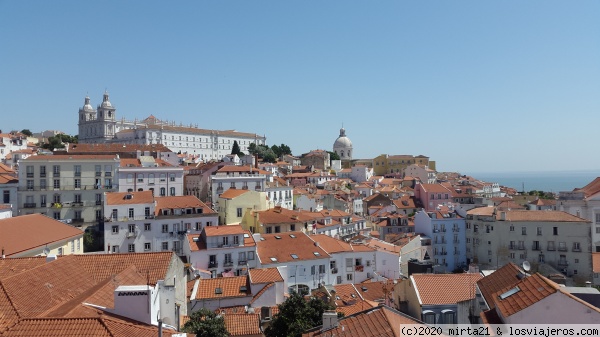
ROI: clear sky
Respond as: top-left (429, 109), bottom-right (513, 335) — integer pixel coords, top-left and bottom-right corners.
top-left (1, 1), bottom-right (599, 173)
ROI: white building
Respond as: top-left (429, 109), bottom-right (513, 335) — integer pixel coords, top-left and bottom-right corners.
top-left (0, 132), bottom-right (28, 163)
top-left (414, 209), bottom-right (467, 272)
top-left (558, 177), bottom-right (600, 253)
top-left (117, 156), bottom-right (184, 196)
top-left (255, 232), bottom-right (332, 294)
top-left (184, 224), bottom-right (258, 278)
top-left (18, 154), bottom-right (120, 227)
top-left (103, 191), bottom-right (217, 255)
top-left (366, 238), bottom-right (402, 280)
top-left (77, 92), bottom-right (266, 161)
top-left (265, 178), bottom-right (293, 210)
top-left (403, 164), bottom-right (436, 184)
top-left (210, 165), bottom-right (271, 204)
top-left (466, 207), bottom-right (592, 282)
top-left (0, 163), bottom-right (18, 215)
top-left (350, 165), bottom-right (373, 184)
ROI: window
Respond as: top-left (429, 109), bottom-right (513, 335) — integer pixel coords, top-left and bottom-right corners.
top-left (53, 165), bottom-right (60, 176)
top-left (553, 227), bottom-right (558, 235)
top-left (596, 213), bottom-right (600, 224)
top-left (26, 180), bottom-right (34, 190)
top-left (239, 252), bottom-right (247, 262)
top-left (596, 227), bottom-right (600, 234)
top-left (319, 265), bottom-right (325, 274)
top-left (128, 244), bottom-right (135, 252)
top-left (290, 224), bottom-right (295, 231)
top-left (148, 174), bottom-right (155, 184)
top-left (128, 224), bottom-right (135, 233)
top-left (275, 226), bottom-right (281, 233)
top-left (160, 173), bottom-right (166, 182)
top-left (248, 251), bottom-right (255, 260)
top-left (337, 276), bottom-right (342, 284)
top-left (137, 174), bottom-right (144, 183)
top-left (74, 165), bottom-right (81, 177)
top-left (160, 188), bottom-right (166, 196)
top-left (112, 226), bottom-right (119, 234)
top-left (162, 224), bottom-right (169, 233)
top-left (233, 236), bottom-right (239, 245)
top-left (346, 274), bottom-right (353, 281)
top-left (237, 208), bottom-right (243, 217)
top-left (144, 223), bottom-right (151, 231)
top-left (74, 179), bottom-right (81, 189)
top-left (3, 191), bottom-right (9, 203)
top-left (169, 173), bottom-right (175, 182)
top-left (224, 253), bottom-right (233, 265)
top-left (53, 212), bottom-right (60, 220)
top-left (521, 227), bottom-right (527, 235)
top-left (128, 208), bottom-right (134, 218)
top-left (40, 165), bottom-right (46, 177)
top-left (510, 225), bottom-right (514, 232)
top-left (127, 174), bottom-right (133, 183)
top-left (170, 187), bottom-right (175, 196)
top-left (573, 242), bottom-right (581, 251)
top-left (95, 165), bottom-right (102, 176)
top-left (53, 179), bottom-right (60, 189)
top-left (311, 265), bottom-right (316, 275)
top-left (510, 253), bottom-right (515, 259)
top-left (144, 242), bottom-right (151, 251)
top-left (266, 227), bottom-right (272, 234)
top-left (162, 242), bottom-right (168, 250)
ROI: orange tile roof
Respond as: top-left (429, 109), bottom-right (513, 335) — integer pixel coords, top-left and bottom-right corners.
top-left (303, 306), bottom-right (424, 337)
top-left (66, 143), bottom-right (172, 154)
top-left (105, 191), bottom-right (154, 205)
top-left (0, 256), bottom-right (46, 280)
top-left (255, 207), bottom-right (313, 225)
top-left (224, 313), bottom-right (260, 336)
top-left (419, 183), bottom-right (453, 194)
top-left (256, 232), bottom-right (330, 264)
top-left (356, 280), bottom-right (396, 303)
top-left (491, 273), bottom-right (558, 318)
top-left (69, 251), bottom-right (176, 285)
top-left (0, 214), bottom-right (84, 257)
top-left (573, 177), bottom-right (600, 198)
top-left (310, 235), bottom-right (353, 254)
top-left (194, 276), bottom-right (251, 300)
top-left (476, 262), bottom-right (523, 309)
top-left (217, 165), bottom-right (270, 175)
top-left (336, 300), bottom-right (377, 316)
top-left (332, 284), bottom-right (362, 306)
top-left (249, 268), bottom-right (283, 284)
top-left (219, 189), bottom-right (250, 199)
top-left (22, 154), bottom-right (118, 161)
top-left (411, 273), bottom-right (483, 305)
top-left (155, 195), bottom-right (214, 215)
top-left (204, 225), bottom-right (246, 236)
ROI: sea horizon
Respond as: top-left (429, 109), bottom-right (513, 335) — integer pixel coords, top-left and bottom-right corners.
top-left (462, 170), bottom-right (600, 194)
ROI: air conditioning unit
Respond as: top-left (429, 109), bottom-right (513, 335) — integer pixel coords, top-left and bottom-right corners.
top-left (127, 232), bottom-right (135, 238)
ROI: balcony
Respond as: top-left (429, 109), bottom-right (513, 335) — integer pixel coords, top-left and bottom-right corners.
top-left (509, 244), bottom-right (516, 250)
top-left (95, 172), bottom-right (102, 177)
top-left (572, 247), bottom-right (582, 252)
top-left (126, 232), bottom-right (136, 238)
top-left (518, 245), bottom-right (525, 250)
top-left (24, 203), bottom-right (37, 208)
top-left (96, 200), bottom-right (102, 206)
top-left (558, 260), bottom-right (569, 266)
top-left (209, 261), bottom-right (219, 268)
top-left (53, 173), bottom-right (60, 177)
top-left (72, 202), bottom-right (83, 207)
top-left (26, 173), bottom-right (34, 178)
top-left (558, 246), bottom-right (568, 252)
top-left (355, 265), bottom-right (364, 272)
top-left (72, 218), bottom-right (84, 223)
top-left (547, 246), bottom-right (556, 251)
top-left (40, 173), bottom-right (46, 178)
top-left (238, 260), bottom-right (247, 266)
top-left (104, 172), bottom-right (112, 177)
top-left (223, 261), bottom-right (234, 267)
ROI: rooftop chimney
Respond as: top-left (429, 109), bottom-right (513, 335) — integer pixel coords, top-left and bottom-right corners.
top-left (321, 310), bottom-right (338, 332)
top-left (586, 281), bottom-right (592, 288)
top-left (46, 254), bottom-right (58, 263)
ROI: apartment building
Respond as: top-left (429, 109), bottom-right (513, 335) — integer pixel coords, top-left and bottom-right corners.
top-left (117, 156), bottom-right (184, 196)
top-left (103, 191), bottom-right (217, 255)
top-left (210, 165), bottom-right (271, 204)
top-left (466, 207), bottom-right (592, 282)
top-left (0, 163), bottom-right (18, 215)
top-left (18, 154), bottom-right (120, 227)
top-left (558, 177), bottom-right (600, 252)
top-left (414, 209), bottom-right (467, 272)
top-left (217, 189), bottom-right (268, 225)
top-left (184, 224), bottom-right (258, 278)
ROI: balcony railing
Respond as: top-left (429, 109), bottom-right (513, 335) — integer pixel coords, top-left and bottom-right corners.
top-left (238, 260), bottom-right (247, 266)
top-left (223, 261), bottom-right (233, 267)
top-left (209, 261), bottom-right (218, 268)
top-left (331, 268), bottom-right (338, 274)
top-left (572, 247), bottom-right (582, 252)
top-left (558, 246), bottom-right (568, 252)
top-left (71, 218), bottom-right (84, 223)
top-left (23, 203), bottom-right (37, 208)
top-left (355, 265), bottom-right (364, 272)
top-left (558, 260), bottom-right (569, 266)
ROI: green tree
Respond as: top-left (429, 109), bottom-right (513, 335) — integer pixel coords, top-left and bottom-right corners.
top-left (20, 129), bottom-right (32, 137)
top-left (231, 140), bottom-right (243, 156)
top-left (182, 308), bottom-right (229, 337)
top-left (264, 292), bottom-right (334, 337)
top-left (327, 151), bottom-right (340, 161)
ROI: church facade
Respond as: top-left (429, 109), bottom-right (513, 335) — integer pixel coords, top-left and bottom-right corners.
top-left (77, 92), bottom-right (267, 161)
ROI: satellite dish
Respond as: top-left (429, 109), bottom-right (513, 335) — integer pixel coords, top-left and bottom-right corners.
top-left (522, 261), bottom-right (531, 272)
top-left (43, 247), bottom-right (50, 255)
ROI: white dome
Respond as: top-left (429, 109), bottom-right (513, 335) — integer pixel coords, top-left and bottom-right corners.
top-left (333, 127), bottom-right (353, 160)
top-left (334, 136), bottom-right (352, 148)
top-left (82, 96), bottom-right (94, 112)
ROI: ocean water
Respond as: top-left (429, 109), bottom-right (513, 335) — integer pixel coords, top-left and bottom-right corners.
top-left (465, 170), bottom-right (600, 193)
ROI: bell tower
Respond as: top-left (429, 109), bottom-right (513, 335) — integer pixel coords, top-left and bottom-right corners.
top-left (97, 91), bottom-right (117, 140)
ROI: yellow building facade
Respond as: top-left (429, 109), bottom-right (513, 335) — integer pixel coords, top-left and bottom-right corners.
top-left (372, 154), bottom-right (436, 176)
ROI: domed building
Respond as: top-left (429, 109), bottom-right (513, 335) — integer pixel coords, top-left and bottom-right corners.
top-left (333, 127), bottom-right (353, 165)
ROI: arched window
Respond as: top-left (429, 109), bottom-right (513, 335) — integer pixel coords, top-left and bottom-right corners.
top-left (422, 310), bottom-right (436, 324)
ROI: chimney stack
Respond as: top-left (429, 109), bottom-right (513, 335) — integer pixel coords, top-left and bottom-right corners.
top-left (321, 310), bottom-right (338, 332)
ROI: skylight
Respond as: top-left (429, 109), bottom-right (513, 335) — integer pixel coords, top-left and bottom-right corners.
top-left (260, 238), bottom-right (265, 241)
top-left (291, 254), bottom-right (298, 259)
top-left (499, 286), bottom-right (521, 300)
top-left (270, 257), bottom-right (278, 262)
top-left (290, 234), bottom-right (296, 238)
top-left (244, 233), bottom-right (250, 238)
top-left (275, 236), bottom-right (281, 239)
top-left (215, 287), bottom-right (223, 295)
top-left (313, 252), bottom-right (320, 256)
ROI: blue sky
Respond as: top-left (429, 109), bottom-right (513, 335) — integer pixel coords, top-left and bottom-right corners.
top-left (1, 1), bottom-right (599, 173)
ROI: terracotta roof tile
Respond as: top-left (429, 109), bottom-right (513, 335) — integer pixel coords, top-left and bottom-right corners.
top-left (23, 155), bottom-right (118, 161)
top-left (66, 143), bottom-right (172, 154)
top-left (256, 232), bottom-right (330, 264)
top-left (248, 268), bottom-right (283, 284)
top-left (219, 189), bottom-right (250, 199)
top-left (412, 273), bottom-right (482, 305)
top-left (0, 257), bottom-right (47, 280)
top-left (476, 262), bottom-right (523, 309)
top-left (0, 214), bottom-right (84, 257)
top-left (356, 280), bottom-right (396, 303)
top-left (491, 273), bottom-right (558, 318)
top-left (195, 276), bottom-right (250, 300)
top-left (155, 195), bottom-right (214, 215)
top-left (69, 251), bottom-right (175, 285)
top-left (105, 191), bottom-right (154, 205)
top-left (217, 165), bottom-right (270, 175)
top-left (204, 224), bottom-right (246, 237)
top-left (303, 306), bottom-right (424, 337)
top-left (224, 313), bottom-right (260, 336)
